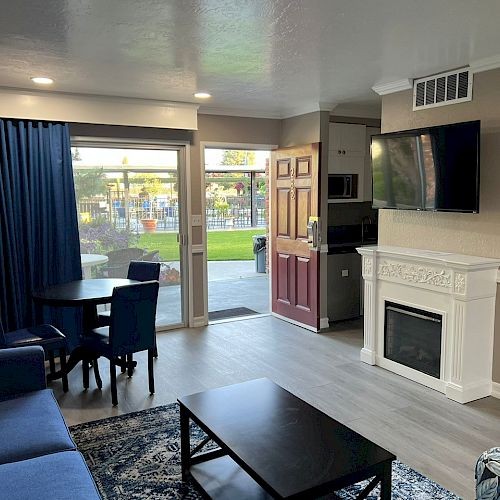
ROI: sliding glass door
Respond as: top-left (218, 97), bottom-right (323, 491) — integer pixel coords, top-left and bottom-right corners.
top-left (71, 143), bottom-right (186, 329)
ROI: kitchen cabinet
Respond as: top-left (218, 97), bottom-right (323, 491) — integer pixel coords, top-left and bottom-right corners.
top-left (328, 122), bottom-right (381, 203)
top-left (329, 123), bottom-right (366, 158)
top-left (328, 122), bottom-right (367, 201)
top-left (327, 252), bottom-right (362, 321)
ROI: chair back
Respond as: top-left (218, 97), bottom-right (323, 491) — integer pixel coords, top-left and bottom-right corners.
top-left (109, 281), bottom-right (159, 357)
top-left (127, 261), bottom-right (161, 282)
top-left (139, 250), bottom-right (160, 262)
top-left (104, 248), bottom-right (146, 278)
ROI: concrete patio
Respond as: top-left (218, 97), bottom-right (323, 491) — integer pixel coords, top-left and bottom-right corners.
top-left (155, 260), bottom-right (269, 327)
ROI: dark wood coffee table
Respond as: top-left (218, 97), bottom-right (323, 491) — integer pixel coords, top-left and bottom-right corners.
top-left (178, 378), bottom-right (395, 499)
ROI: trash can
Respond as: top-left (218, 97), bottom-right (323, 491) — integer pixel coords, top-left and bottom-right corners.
top-left (252, 235), bottom-right (267, 273)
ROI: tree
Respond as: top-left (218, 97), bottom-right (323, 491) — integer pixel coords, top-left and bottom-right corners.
top-left (221, 150), bottom-right (255, 166)
top-left (72, 147), bottom-right (82, 161)
top-left (73, 169), bottom-right (107, 200)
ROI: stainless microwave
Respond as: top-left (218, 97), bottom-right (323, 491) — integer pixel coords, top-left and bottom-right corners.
top-left (328, 174), bottom-right (358, 199)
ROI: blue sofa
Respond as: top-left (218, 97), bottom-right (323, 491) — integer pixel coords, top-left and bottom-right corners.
top-left (0, 346), bottom-right (101, 500)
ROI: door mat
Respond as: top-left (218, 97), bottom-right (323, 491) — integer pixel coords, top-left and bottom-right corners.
top-left (208, 307), bottom-right (259, 321)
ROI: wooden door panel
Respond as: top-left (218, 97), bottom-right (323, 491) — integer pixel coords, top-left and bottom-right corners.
top-left (277, 188), bottom-right (291, 238)
top-left (295, 256), bottom-right (311, 311)
top-left (296, 156), bottom-right (312, 177)
top-left (295, 188), bottom-right (311, 240)
top-left (271, 143), bottom-right (320, 330)
top-left (277, 159), bottom-right (291, 178)
top-left (277, 254), bottom-right (291, 304)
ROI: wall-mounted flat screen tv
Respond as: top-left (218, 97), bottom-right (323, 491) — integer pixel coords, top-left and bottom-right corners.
top-left (371, 120), bottom-right (480, 213)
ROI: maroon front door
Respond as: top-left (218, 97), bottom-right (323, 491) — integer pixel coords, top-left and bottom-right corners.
top-left (271, 143), bottom-right (320, 330)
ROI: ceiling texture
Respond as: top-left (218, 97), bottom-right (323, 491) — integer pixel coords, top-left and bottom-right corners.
top-left (1, 0), bottom-right (500, 118)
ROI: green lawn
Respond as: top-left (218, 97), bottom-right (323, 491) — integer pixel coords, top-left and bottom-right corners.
top-left (139, 229), bottom-right (266, 261)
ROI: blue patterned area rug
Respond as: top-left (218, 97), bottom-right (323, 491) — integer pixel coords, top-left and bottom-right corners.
top-left (70, 404), bottom-right (460, 499)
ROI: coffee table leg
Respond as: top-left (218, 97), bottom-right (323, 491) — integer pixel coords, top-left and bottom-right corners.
top-left (380, 461), bottom-right (392, 500)
top-left (180, 405), bottom-right (191, 481)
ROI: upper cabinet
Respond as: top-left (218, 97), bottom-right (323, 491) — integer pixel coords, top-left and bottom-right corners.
top-left (329, 123), bottom-right (366, 159)
top-left (328, 122), bottom-right (380, 203)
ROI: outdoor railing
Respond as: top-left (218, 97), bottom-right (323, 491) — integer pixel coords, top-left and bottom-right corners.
top-left (79, 195), bottom-right (266, 231)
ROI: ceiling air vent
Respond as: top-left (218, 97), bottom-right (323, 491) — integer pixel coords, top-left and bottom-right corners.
top-left (413, 68), bottom-right (472, 111)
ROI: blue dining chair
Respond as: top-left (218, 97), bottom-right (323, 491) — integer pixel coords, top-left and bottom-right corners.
top-left (98, 261), bottom-right (161, 369)
top-left (98, 261), bottom-right (160, 325)
top-left (0, 320), bottom-right (68, 392)
top-left (83, 281), bottom-right (159, 406)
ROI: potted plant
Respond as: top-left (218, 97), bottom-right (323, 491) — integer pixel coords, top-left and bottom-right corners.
top-left (139, 180), bottom-right (159, 233)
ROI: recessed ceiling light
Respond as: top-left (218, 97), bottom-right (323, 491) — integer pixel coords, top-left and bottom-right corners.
top-left (31, 77), bottom-right (54, 85)
top-left (194, 92), bottom-right (211, 99)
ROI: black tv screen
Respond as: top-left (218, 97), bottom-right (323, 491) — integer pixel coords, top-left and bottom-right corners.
top-left (371, 120), bottom-right (480, 212)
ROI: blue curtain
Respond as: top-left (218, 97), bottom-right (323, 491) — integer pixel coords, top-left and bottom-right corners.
top-left (0, 119), bottom-right (82, 341)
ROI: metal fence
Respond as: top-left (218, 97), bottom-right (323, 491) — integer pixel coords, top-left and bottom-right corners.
top-left (79, 194), bottom-right (266, 231)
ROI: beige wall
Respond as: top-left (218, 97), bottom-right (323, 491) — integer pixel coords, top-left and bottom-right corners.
top-left (378, 67), bottom-right (500, 381)
top-left (280, 111), bottom-right (322, 147)
top-left (71, 113), bottom-right (333, 326)
top-left (72, 117), bottom-right (282, 323)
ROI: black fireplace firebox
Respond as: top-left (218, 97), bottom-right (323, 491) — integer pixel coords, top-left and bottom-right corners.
top-left (384, 301), bottom-right (442, 378)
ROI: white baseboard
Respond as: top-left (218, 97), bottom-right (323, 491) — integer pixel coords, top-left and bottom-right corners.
top-left (191, 316), bottom-right (208, 328)
top-left (491, 382), bottom-right (500, 399)
top-left (445, 380), bottom-right (492, 404)
top-left (360, 348), bottom-right (376, 365)
top-left (319, 317), bottom-right (330, 329)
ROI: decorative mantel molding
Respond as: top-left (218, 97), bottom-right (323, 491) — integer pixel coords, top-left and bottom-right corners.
top-left (377, 261), bottom-right (452, 289)
top-left (357, 245), bottom-right (500, 404)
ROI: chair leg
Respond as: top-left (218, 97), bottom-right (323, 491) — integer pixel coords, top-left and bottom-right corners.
top-left (83, 359), bottom-right (89, 390)
top-left (49, 350), bottom-right (56, 375)
top-left (153, 338), bottom-right (158, 359)
top-left (148, 348), bottom-right (155, 395)
top-left (60, 348), bottom-right (68, 393)
top-left (93, 358), bottom-right (102, 390)
top-left (120, 355), bottom-right (126, 373)
top-left (127, 353), bottom-right (134, 377)
top-left (110, 360), bottom-right (118, 406)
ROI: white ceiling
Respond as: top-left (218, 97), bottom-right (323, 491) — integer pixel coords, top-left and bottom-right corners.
top-left (1, 0), bottom-right (500, 118)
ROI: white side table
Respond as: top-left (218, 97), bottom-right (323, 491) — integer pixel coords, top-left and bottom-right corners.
top-left (81, 254), bottom-right (109, 280)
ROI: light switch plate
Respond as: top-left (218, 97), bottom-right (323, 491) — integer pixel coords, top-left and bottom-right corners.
top-left (341, 269), bottom-right (349, 277)
top-left (192, 214), bottom-right (202, 226)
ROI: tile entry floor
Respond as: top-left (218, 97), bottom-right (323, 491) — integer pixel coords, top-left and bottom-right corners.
top-left (53, 316), bottom-right (500, 499)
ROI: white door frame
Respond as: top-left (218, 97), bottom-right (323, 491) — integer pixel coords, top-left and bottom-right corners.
top-left (200, 141), bottom-right (278, 324)
top-left (71, 136), bottom-right (192, 331)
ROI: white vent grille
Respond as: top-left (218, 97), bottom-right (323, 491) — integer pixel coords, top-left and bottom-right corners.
top-left (413, 68), bottom-right (473, 111)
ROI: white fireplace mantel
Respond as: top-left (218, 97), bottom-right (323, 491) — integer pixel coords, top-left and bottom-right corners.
top-left (357, 245), bottom-right (500, 404)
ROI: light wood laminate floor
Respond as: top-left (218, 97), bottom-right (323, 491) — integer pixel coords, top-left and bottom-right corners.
top-left (53, 316), bottom-right (500, 499)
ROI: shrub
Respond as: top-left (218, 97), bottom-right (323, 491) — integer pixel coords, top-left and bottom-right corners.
top-left (79, 220), bottom-right (139, 254)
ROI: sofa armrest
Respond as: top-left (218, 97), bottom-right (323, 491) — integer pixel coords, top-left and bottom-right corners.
top-left (0, 346), bottom-right (46, 398)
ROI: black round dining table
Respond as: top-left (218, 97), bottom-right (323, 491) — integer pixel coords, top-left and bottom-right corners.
top-left (32, 278), bottom-right (139, 384)
top-left (33, 278), bottom-right (138, 308)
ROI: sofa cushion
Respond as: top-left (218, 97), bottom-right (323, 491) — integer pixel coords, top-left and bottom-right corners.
top-left (0, 389), bottom-right (75, 464)
top-left (0, 451), bottom-right (101, 499)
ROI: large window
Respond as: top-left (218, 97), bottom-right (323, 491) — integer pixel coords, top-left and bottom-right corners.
top-left (72, 145), bottom-right (185, 329)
